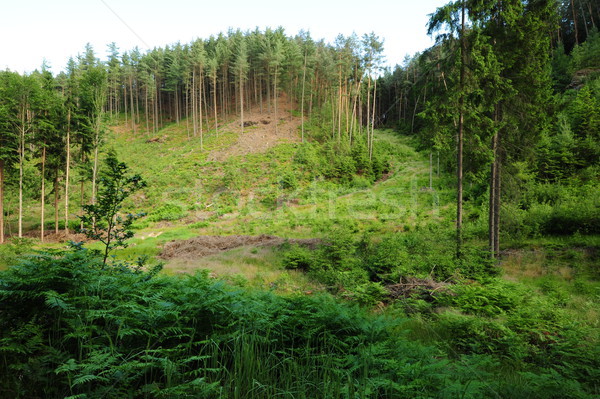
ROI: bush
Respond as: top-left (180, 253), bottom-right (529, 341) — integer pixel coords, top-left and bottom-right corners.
top-left (279, 171), bottom-right (298, 190)
top-left (147, 202), bottom-right (187, 222)
top-left (438, 280), bottom-right (520, 317)
top-left (282, 245), bottom-right (314, 270)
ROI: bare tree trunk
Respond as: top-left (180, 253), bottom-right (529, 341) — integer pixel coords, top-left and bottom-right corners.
top-left (0, 160), bottom-right (4, 244)
top-left (301, 50), bottom-right (307, 142)
top-left (337, 64), bottom-right (343, 143)
top-left (489, 132), bottom-right (497, 257)
top-left (493, 131), bottom-right (501, 258)
top-left (130, 75), bottom-right (136, 134)
top-left (366, 76), bottom-right (371, 156)
top-left (18, 111), bottom-right (26, 239)
top-left (192, 70), bottom-right (197, 138)
top-left (203, 76), bottom-right (210, 133)
top-left (145, 87), bottom-right (151, 136)
top-left (124, 83), bottom-right (128, 126)
top-left (54, 173), bottom-right (59, 235)
top-left (213, 72), bottom-right (218, 137)
top-left (578, 0), bottom-right (589, 36)
top-left (588, 1), bottom-right (596, 28)
top-left (411, 91), bottom-right (422, 131)
top-left (184, 85), bottom-right (190, 139)
top-left (571, 0), bottom-right (580, 45)
top-left (456, 0), bottom-right (466, 259)
top-left (80, 151), bottom-right (85, 231)
top-left (64, 110), bottom-right (71, 234)
top-left (429, 152), bottom-right (433, 190)
top-left (40, 146), bottom-right (46, 242)
top-left (199, 69), bottom-right (204, 149)
top-left (92, 144), bottom-right (99, 205)
top-left (274, 65), bottom-right (279, 134)
top-left (240, 74), bottom-right (244, 134)
top-left (370, 79), bottom-right (377, 160)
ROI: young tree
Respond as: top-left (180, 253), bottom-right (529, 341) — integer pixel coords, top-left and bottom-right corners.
top-left (80, 151), bottom-right (145, 265)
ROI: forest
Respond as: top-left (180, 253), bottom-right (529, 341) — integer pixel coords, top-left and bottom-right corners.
top-left (0, 0), bottom-right (599, 397)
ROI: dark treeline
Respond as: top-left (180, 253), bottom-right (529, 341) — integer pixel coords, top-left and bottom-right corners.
top-left (374, 0), bottom-right (600, 257)
top-left (0, 28), bottom-right (386, 243)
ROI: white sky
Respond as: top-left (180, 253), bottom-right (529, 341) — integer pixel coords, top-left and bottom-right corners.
top-left (1, 0), bottom-right (448, 74)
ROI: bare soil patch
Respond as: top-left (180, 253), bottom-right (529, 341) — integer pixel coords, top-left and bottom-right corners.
top-left (159, 234), bottom-right (321, 260)
top-left (19, 230), bottom-right (88, 244)
top-left (208, 94), bottom-right (302, 161)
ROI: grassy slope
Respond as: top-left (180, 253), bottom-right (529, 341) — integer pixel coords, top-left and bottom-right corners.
top-left (108, 121), bottom-right (451, 273)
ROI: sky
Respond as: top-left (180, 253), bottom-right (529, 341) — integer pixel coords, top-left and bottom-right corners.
top-left (1, 0), bottom-right (448, 74)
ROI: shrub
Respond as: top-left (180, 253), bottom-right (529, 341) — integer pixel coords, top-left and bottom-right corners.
top-left (147, 202), bottom-right (187, 222)
top-left (282, 244), bottom-right (314, 270)
top-left (438, 280), bottom-right (520, 317)
top-left (279, 171), bottom-right (298, 190)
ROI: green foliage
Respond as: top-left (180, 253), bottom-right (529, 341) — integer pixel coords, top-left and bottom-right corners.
top-left (79, 152), bottom-right (146, 264)
top-left (147, 202), bottom-right (187, 222)
top-left (570, 28), bottom-right (600, 73)
top-left (281, 244), bottom-right (314, 270)
top-left (504, 182), bottom-right (600, 238)
top-left (0, 248), bottom-right (544, 399)
top-left (438, 280), bottom-right (520, 317)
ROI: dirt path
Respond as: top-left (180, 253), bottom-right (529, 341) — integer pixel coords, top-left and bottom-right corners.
top-left (208, 93), bottom-right (302, 161)
top-left (159, 234), bottom-right (320, 260)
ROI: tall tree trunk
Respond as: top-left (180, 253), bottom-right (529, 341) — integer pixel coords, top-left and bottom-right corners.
top-left (0, 160), bottom-right (4, 244)
top-left (175, 85), bottom-right (180, 125)
top-left (199, 70), bottom-right (204, 149)
top-left (370, 78), bottom-right (377, 160)
top-left (124, 83), bottom-right (128, 126)
top-left (80, 152), bottom-right (85, 230)
top-left (203, 76), bottom-right (210, 132)
top-left (301, 50), bottom-right (307, 142)
top-left (65, 110), bottom-right (71, 234)
top-left (429, 152), bottom-right (433, 190)
top-left (40, 145), bottom-right (46, 242)
top-left (91, 113), bottom-right (101, 229)
top-left (274, 65), bottom-right (279, 134)
top-left (145, 87), bottom-right (151, 135)
top-left (54, 173), bottom-right (59, 235)
top-left (184, 85), bottom-right (190, 139)
top-left (571, 0), bottom-right (580, 45)
top-left (18, 112), bottom-right (25, 239)
top-left (213, 72), bottom-right (218, 137)
top-left (192, 70), bottom-right (197, 138)
top-left (581, 0), bottom-right (590, 35)
top-left (337, 64), bottom-right (343, 143)
top-left (411, 94), bottom-right (421, 134)
top-left (493, 130), bottom-right (501, 258)
top-left (240, 74), bottom-right (244, 134)
top-left (130, 75), bottom-right (136, 134)
top-left (456, 0), bottom-right (466, 259)
top-left (366, 76), bottom-right (372, 156)
top-left (489, 131), bottom-right (498, 257)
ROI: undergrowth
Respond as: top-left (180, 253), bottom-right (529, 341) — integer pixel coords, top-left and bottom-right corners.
top-left (1, 249), bottom-right (598, 398)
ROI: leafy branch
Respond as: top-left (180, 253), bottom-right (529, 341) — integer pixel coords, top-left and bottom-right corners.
top-left (79, 151), bottom-right (146, 265)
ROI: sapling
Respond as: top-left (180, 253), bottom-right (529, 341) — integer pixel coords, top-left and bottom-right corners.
top-left (79, 151), bottom-right (146, 265)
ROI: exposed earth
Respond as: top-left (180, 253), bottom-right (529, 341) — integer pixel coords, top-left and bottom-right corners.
top-left (208, 93), bottom-right (302, 161)
top-left (159, 234), bottom-right (320, 260)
